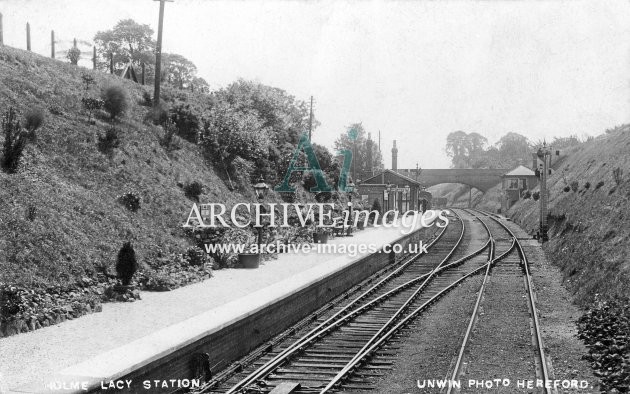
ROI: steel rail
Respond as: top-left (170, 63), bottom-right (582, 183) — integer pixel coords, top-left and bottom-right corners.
top-left (224, 212), bottom-right (462, 394)
top-left (447, 209), bottom-right (551, 394)
top-left (319, 208), bottom-right (494, 393)
top-left (446, 214), bottom-right (512, 393)
top-left (331, 208), bottom-right (489, 379)
top-left (320, 259), bottom-right (496, 393)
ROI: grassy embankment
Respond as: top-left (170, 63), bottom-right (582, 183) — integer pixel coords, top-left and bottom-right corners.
top-left (0, 45), bottom-right (248, 289)
top-left (503, 125), bottom-right (630, 392)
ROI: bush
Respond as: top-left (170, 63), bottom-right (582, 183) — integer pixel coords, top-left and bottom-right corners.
top-left (66, 47), bottom-right (81, 65)
top-left (563, 185), bottom-right (571, 193)
top-left (140, 91), bottom-right (152, 107)
top-left (371, 198), bottom-right (382, 214)
top-left (532, 191), bottom-right (540, 201)
top-left (522, 190), bottom-right (532, 199)
top-left (584, 181), bottom-right (591, 190)
top-left (82, 97), bottom-right (104, 124)
top-left (185, 247), bottom-right (208, 267)
top-left (145, 100), bottom-right (169, 125)
top-left (116, 242), bottom-right (138, 286)
top-left (184, 181), bottom-right (203, 201)
top-left (2, 107), bottom-right (27, 173)
top-left (170, 103), bottom-right (200, 142)
top-left (97, 126), bottom-right (120, 154)
top-left (595, 181), bottom-right (604, 190)
top-left (159, 119), bottom-right (182, 151)
top-left (81, 73), bottom-right (95, 91)
top-left (570, 180), bottom-right (579, 192)
top-left (23, 108), bottom-right (45, 138)
top-left (101, 85), bottom-right (128, 120)
top-left (117, 191), bottom-right (141, 212)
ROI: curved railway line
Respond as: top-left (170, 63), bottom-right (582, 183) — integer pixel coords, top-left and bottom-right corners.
top-left (193, 208), bottom-right (552, 394)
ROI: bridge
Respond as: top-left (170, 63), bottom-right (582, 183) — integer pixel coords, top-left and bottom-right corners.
top-left (397, 168), bottom-right (509, 192)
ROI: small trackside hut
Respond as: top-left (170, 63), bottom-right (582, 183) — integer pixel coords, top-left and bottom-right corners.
top-left (501, 165), bottom-right (538, 211)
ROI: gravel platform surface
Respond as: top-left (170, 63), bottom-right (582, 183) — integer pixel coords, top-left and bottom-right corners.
top-left (0, 224), bottom-right (416, 391)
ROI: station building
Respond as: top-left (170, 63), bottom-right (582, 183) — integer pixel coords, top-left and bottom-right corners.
top-left (357, 139), bottom-right (425, 213)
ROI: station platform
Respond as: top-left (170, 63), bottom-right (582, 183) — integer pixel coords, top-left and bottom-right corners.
top-left (1, 221), bottom-right (426, 393)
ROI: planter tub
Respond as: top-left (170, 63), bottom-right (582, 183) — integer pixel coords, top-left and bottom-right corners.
top-left (313, 233), bottom-right (329, 244)
top-left (238, 253), bottom-right (260, 269)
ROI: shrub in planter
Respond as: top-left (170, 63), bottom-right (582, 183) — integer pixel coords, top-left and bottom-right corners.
top-left (522, 190), bottom-right (532, 199)
top-left (116, 242), bottom-right (138, 286)
top-left (101, 85), bottom-right (129, 120)
top-left (532, 191), bottom-right (540, 201)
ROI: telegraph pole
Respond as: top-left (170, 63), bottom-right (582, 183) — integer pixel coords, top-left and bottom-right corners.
top-left (308, 96), bottom-right (313, 140)
top-left (153, 0), bottom-right (173, 107)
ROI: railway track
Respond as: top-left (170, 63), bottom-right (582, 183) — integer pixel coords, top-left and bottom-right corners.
top-left (446, 209), bottom-right (552, 394)
top-left (195, 209), bottom-right (497, 394)
top-left (192, 208), bottom-right (550, 394)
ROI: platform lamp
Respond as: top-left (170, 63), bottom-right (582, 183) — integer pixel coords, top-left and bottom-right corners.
top-left (253, 175), bottom-right (269, 249)
top-left (347, 180), bottom-right (355, 235)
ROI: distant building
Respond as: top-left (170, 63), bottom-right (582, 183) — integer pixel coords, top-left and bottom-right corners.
top-left (357, 169), bottom-right (422, 213)
top-left (501, 165), bottom-right (538, 211)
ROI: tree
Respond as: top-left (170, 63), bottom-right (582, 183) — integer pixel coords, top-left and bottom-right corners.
top-left (496, 132), bottom-right (532, 168)
top-left (211, 80), bottom-right (314, 186)
top-left (191, 76), bottom-right (210, 93)
top-left (162, 53), bottom-right (198, 89)
top-left (94, 19), bottom-right (155, 73)
top-left (445, 130), bottom-right (473, 168)
top-left (201, 103), bottom-right (272, 166)
top-left (333, 123), bottom-right (383, 180)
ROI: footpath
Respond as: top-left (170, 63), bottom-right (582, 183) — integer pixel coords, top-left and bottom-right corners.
top-left (0, 222), bottom-right (421, 392)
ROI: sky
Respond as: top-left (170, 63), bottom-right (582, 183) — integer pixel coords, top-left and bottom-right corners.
top-left (1, 0), bottom-right (629, 169)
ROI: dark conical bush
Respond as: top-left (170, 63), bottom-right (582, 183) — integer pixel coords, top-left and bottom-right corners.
top-left (116, 242), bottom-right (138, 286)
top-left (371, 198), bottom-right (382, 214)
top-left (101, 85), bottom-right (129, 120)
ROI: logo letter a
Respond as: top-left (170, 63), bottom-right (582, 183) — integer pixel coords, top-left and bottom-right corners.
top-left (275, 133), bottom-right (333, 192)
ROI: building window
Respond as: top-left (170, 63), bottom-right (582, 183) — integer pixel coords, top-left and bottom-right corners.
top-left (519, 179), bottom-right (527, 189)
top-left (508, 179), bottom-right (519, 189)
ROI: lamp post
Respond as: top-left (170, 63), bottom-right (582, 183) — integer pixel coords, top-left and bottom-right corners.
top-left (347, 180), bottom-right (355, 235)
top-left (253, 175), bottom-right (269, 249)
top-left (404, 184), bottom-right (410, 212)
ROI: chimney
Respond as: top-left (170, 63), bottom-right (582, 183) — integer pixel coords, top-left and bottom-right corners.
top-left (392, 140), bottom-right (398, 171)
top-left (366, 133), bottom-right (373, 176)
